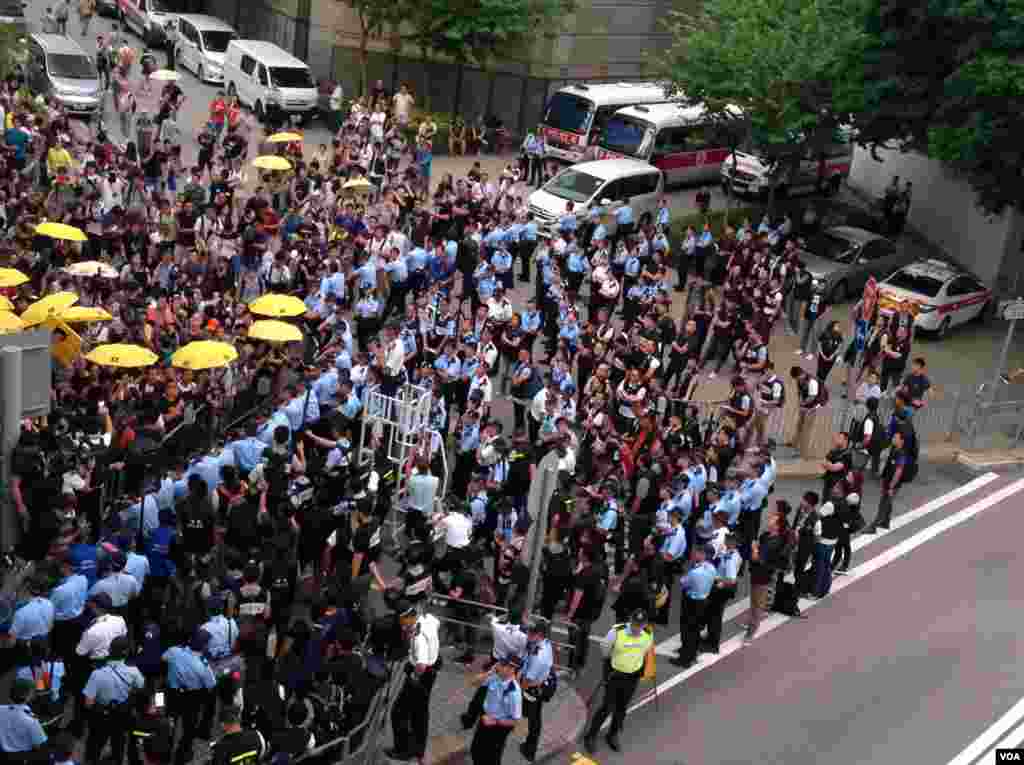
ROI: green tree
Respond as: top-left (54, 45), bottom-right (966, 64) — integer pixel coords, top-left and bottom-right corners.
top-left (854, 0), bottom-right (1024, 214)
top-left (658, 0), bottom-right (870, 205)
top-left (343, 0), bottom-right (407, 97)
top-left (406, 0), bottom-right (574, 66)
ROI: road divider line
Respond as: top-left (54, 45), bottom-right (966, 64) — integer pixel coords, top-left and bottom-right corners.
top-left (948, 696), bottom-right (1024, 765)
top-left (655, 472), bottom-right (1001, 656)
top-left (624, 476), bottom-right (1024, 719)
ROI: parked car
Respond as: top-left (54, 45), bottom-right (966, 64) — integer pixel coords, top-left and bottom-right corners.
top-left (24, 33), bottom-right (102, 118)
top-left (797, 226), bottom-right (914, 304)
top-left (96, 0), bottom-right (118, 17)
top-left (118, 0), bottom-right (176, 47)
top-left (878, 259), bottom-right (994, 338)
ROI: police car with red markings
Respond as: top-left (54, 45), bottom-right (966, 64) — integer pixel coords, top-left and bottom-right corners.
top-left (877, 259), bottom-right (994, 338)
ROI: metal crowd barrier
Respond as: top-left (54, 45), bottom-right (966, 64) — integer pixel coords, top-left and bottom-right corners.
top-left (428, 592), bottom-right (579, 679)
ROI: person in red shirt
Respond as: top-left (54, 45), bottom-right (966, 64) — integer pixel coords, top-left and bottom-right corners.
top-left (208, 91), bottom-right (227, 141)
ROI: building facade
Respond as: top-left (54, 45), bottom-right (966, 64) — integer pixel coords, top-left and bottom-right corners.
top-left (201, 0), bottom-right (677, 135)
top-left (849, 144), bottom-right (1024, 296)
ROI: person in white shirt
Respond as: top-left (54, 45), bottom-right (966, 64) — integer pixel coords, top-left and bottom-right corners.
top-left (392, 84), bottom-right (415, 127)
top-left (76, 593), bottom-right (128, 660)
top-left (434, 507), bottom-right (472, 550)
top-left (486, 294), bottom-right (514, 325)
top-left (389, 604), bottom-right (441, 762)
top-left (468, 363), bottom-right (494, 413)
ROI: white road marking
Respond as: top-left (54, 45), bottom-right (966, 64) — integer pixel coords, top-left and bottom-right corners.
top-left (619, 476), bottom-right (1024, 720)
top-left (654, 472), bottom-right (1001, 656)
top-left (948, 695), bottom-right (1024, 764)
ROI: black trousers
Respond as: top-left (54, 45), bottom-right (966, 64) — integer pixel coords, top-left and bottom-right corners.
top-left (86, 705), bottom-right (132, 765)
top-left (570, 618), bottom-right (594, 670)
top-left (521, 692), bottom-right (544, 759)
top-left (704, 585), bottom-right (736, 651)
top-left (831, 527), bottom-right (852, 570)
top-left (587, 668), bottom-right (642, 739)
top-left (471, 721), bottom-right (513, 764)
top-left (679, 597), bottom-right (708, 664)
top-left (169, 688), bottom-right (215, 765)
top-left (391, 665), bottom-right (438, 758)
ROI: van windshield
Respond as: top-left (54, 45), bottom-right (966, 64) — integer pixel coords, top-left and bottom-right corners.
top-left (600, 115), bottom-right (654, 158)
top-left (201, 31), bottom-right (235, 53)
top-left (48, 53), bottom-right (96, 79)
top-left (270, 67), bottom-right (313, 89)
top-left (544, 92), bottom-right (594, 135)
top-left (542, 169), bottom-right (603, 203)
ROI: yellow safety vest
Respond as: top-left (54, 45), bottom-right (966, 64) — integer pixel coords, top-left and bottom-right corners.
top-left (610, 626), bottom-right (653, 674)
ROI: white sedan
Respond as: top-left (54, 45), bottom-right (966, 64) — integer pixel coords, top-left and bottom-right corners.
top-left (878, 259), bottom-right (993, 338)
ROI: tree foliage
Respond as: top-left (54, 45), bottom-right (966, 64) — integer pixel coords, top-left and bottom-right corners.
top-left (405, 0), bottom-right (575, 66)
top-left (658, 0), bottom-right (870, 164)
top-left (855, 0), bottom-right (1024, 214)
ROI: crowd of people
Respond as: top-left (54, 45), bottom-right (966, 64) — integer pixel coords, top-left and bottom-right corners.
top-left (0, 44), bottom-right (939, 765)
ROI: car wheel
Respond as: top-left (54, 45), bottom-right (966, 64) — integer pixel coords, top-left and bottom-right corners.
top-left (829, 280), bottom-right (848, 304)
top-left (197, 65), bottom-right (204, 83)
top-left (255, 100), bottom-right (265, 123)
top-left (227, 83), bottom-right (237, 99)
top-left (936, 317), bottom-right (951, 339)
top-left (829, 175), bottom-right (842, 195)
top-left (977, 300), bottom-right (994, 324)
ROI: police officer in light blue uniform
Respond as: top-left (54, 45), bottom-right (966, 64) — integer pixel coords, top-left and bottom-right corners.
top-left (470, 655), bottom-right (523, 764)
top-left (313, 367), bottom-right (339, 413)
top-left (706, 534), bottom-right (742, 653)
top-left (718, 479), bottom-right (743, 527)
top-left (199, 596), bottom-right (238, 661)
top-left (739, 470), bottom-right (770, 536)
top-left (491, 247), bottom-right (514, 291)
top-left (89, 551), bottom-right (142, 609)
top-left (408, 245), bottom-right (429, 292)
top-left (121, 538), bottom-right (151, 591)
top-left (519, 216), bottom-right (539, 282)
top-left (0, 678), bottom-right (48, 755)
top-left (231, 433), bottom-right (268, 476)
top-left (613, 198), bottom-right (635, 249)
top-left (673, 545), bottom-right (716, 668)
top-left (163, 630), bottom-right (217, 765)
top-left (84, 636), bottom-right (145, 765)
top-left (519, 619), bottom-right (554, 762)
top-left (50, 556), bottom-right (88, 659)
top-left (9, 577), bottom-right (56, 644)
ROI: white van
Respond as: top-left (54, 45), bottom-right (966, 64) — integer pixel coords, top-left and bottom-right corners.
top-left (174, 14), bottom-right (237, 84)
top-left (528, 159), bottom-right (664, 237)
top-left (721, 128), bottom-right (854, 198)
top-left (223, 40), bottom-right (317, 124)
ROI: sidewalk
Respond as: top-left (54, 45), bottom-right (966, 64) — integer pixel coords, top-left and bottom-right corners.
top-left (774, 440), bottom-right (1024, 478)
top-left (382, 650), bottom-right (588, 765)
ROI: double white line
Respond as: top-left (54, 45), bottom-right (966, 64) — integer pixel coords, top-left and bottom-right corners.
top-left (948, 697), bottom-right (1024, 765)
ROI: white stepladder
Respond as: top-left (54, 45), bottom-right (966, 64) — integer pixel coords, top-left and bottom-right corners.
top-left (355, 382), bottom-right (445, 547)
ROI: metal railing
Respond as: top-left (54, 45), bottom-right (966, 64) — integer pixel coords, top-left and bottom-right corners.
top-left (428, 592), bottom-right (579, 678)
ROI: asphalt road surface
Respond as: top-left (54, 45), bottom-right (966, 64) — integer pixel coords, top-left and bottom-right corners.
top-left (572, 467), bottom-right (1024, 765)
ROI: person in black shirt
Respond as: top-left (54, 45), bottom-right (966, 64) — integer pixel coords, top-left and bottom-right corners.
top-left (565, 547), bottom-right (605, 670)
top-left (210, 707), bottom-right (266, 765)
top-left (821, 431), bottom-right (851, 500)
top-left (901, 356), bottom-right (931, 409)
top-left (816, 320), bottom-right (844, 383)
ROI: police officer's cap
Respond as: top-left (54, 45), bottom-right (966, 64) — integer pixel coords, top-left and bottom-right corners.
top-left (190, 629), bottom-right (212, 652)
top-left (109, 635), bottom-right (131, 660)
top-left (207, 594), bottom-right (226, 612)
top-left (702, 544), bottom-right (716, 559)
top-left (629, 609), bottom-right (648, 626)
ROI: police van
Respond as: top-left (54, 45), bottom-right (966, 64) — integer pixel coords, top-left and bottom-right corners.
top-left (720, 128), bottom-right (853, 198)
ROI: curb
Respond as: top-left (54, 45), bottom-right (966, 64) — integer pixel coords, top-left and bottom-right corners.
top-left (428, 685), bottom-right (589, 765)
top-left (775, 442), bottom-right (965, 480)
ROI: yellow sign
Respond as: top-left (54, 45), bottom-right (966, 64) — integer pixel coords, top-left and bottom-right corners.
top-left (571, 754), bottom-right (600, 765)
top-left (50, 320), bottom-right (81, 368)
top-left (878, 293), bottom-right (921, 317)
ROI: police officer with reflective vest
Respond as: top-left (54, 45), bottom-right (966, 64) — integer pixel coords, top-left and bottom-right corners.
top-left (126, 692), bottom-right (174, 765)
top-left (210, 706), bottom-right (266, 765)
top-left (584, 609), bottom-right (655, 754)
top-left (83, 636), bottom-right (145, 765)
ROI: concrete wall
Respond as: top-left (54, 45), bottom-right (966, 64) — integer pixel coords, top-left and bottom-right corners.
top-left (849, 144), bottom-right (1024, 291)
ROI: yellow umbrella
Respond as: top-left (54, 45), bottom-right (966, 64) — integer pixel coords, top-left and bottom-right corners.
top-left (248, 293), bottom-right (307, 318)
top-left (149, 69), bottom-right (180, 81)
top-left (248, 319), bottom-right (303, 343)
top-left (85, 343), bottom-right (158, 368)
top-left (0, 268), bottom-right (29, 287)
top-left (342, 177), bottom-right (373, 190)
top-left (171, 340), bottom-right (239, 370)
top-left (60, 306), bottom-right (113, 323)
top-left (64, 261), bottom-right (120, 279)
top-left (267, 132), bottom-right (303, 144)
top-left (0, 296), bottom-right (13, 311)
top-left (21, 292), bottom-right (79, 327)
top-left (36, 222), bottom-right (88, 243)
top-left (0, 311), bottom-right (26, 333)
top-left (252, 155), bottom-right (293, 171)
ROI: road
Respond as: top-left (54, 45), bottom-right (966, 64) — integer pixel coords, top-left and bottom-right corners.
top-left (571, 469), bottom-right (1024, 765)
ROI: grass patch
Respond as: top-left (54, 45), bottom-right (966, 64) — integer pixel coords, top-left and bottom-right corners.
top-left (670, 206), bottom-right (760, 241)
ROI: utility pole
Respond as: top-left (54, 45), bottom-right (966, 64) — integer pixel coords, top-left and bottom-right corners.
top-left (524, 449), bottom-right (561, 617)
top-left (0, 347), bottom-right (23, 552)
